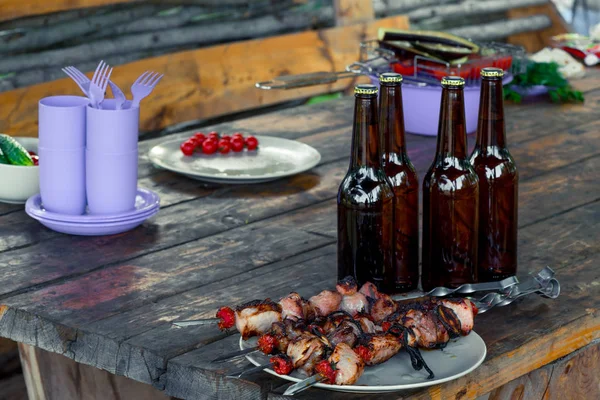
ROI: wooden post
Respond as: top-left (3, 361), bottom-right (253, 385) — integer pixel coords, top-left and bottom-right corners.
top-left (334, 0), bottom-right (375, 26)
top-left (17, 344), bottom-right (174, 400)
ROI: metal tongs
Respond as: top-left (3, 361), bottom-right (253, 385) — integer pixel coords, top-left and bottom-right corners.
top-left (391, 276), bottom-right (519, 302)
top-left (470, 266), bottom-right (560, 314)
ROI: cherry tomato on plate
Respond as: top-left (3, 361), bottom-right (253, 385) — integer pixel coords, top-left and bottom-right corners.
top-left (202, 140), bottom-right (218, 155)
top-left (220, 134), bottom-right (231, 142)
top-left (230, 137), bottom-right (244, 152)
top-left (232, 132), bottom-right (244, 140)
top-left (218, 139), bottom-right (231, 154)
top-left (180, 142), bottom-right (195, 156)
top-left (194, 133), bottom-right (206, 143)
top-left (31, 155), bottom-right (39, 166)
top-left (245, 135), bottom-right (258, 151)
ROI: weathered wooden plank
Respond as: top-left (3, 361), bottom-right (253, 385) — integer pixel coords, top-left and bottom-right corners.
top-left (448, 15), bottom-right (552, 42)
top-left (334, 0), bottom-right (375, 25)
top-left (18, 343), bottom-right (174, 400)
top-left (0, 16), bottom-right (408, 137)
top-left (0, 0), bottom-right (137, 23)
top-left (486, 340), bottom-right (600, 400)
top-left (408, 0), bottom-right (548, 22)
top-left (506, 2), bottom-right (571, 53)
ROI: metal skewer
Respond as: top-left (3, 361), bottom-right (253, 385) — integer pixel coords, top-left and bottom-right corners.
top-left (171, 318), bottom-right (220, 327)
top-left (212, 347), bottom-right (258, 363)
top-left (283, 375), bottom-right (326, 396)
top-left (227, 361), bottom-right (274, 379)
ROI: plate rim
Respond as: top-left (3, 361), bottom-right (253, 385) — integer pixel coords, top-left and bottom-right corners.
top-left (239, 331), bottom-right (487, 393)
top-left (148, 135), bottom-right (322, 181)
top-left (25, 188), bottom-right (160, 223)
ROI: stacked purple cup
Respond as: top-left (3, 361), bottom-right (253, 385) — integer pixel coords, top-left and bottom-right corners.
top-left (86, 99), bottom-right (140, 215)
top-left (38, 96), bottom-right (89, 215)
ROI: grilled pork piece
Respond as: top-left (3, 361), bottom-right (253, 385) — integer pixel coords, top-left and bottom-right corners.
top-left (354, 313), bottom-right (380, 334)
top-left (340, 292), bottom-right (368, 315)
top-left (309, 290), bottom-right (342, 317)
top-left (437, 298), bottom-right (476, 336)
top-left (235, 299), bottom-right (282, 340)
top-left (336, 276), bottom-right (358, 295)
top-left (279, 292), bottom-right (315, 321)
top-left (329, 343), bottom-right (365, 385)
top-left (402, 308), bottom-right (449, 349)
top-left (286, 334), bottom-right (327, 375)
top-left (357, 332), bottom-right (404, 366)
top-left (327, 318), bottom-right (363, 348)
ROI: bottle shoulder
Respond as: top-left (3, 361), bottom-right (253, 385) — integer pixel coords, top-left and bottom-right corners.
top-left (338, 167), bottom-right (394, 206)
top-left (470, 147), bottom-right (519, 179)
top-left (423, 158), bottom-right (479, 193)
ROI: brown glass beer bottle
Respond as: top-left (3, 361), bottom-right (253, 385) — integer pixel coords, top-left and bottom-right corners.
top-left (470, 68), bottom-right (519, 281)
top-left (378, 73), bottom-right (419, 293)
top-left (422, 76), bottom-right (479, 291)
top-left (338, 84), bottom-right (394, 288)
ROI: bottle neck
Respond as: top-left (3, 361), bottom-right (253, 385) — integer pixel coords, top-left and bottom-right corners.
top-left (476, 77), bottom-right (506, 149)
top-left (351, 94), bottom-right (381, 169)
top-left (379, 83), bottom-right (406, 157)
top-left (436, 87), bottom-right (468, 160)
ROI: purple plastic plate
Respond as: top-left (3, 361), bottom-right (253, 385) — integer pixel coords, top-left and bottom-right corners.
top-left (28, 206), bottom-right (159, 236)
top-left (26, 188), bottom-right (160, 223)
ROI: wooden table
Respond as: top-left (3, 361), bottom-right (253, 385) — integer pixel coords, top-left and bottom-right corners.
top-left (1, 71), bottom-right (599, 400)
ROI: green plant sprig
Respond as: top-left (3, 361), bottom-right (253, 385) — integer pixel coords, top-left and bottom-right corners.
top-left (504, 61), bottom-right (584, 104)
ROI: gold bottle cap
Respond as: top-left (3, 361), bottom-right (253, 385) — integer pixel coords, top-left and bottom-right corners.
top-left (481, 67), bottom-right (504, 78)
top-left (379, 72), bottom-right (403, 83)
top-left (354, 84), bottom-right (378, 95)
top-left (441, 76), bottom-right (465, 87)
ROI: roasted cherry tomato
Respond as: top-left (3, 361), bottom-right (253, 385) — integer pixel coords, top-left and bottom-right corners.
top-left (315, 360), bottom-right (337, 384)
top-left (215, 306), bottom-right (236, 330)
top-left (257, 334), bottom-right (278, 354)
top-left (270, 355), bottom-right (293, 375)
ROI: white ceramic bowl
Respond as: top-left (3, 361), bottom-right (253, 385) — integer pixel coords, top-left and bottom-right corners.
top-left (0, 137), bottom-right (39, 204)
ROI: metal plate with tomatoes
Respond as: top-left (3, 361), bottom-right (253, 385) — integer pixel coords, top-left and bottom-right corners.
top-left (148, 134), bottom-right (321, 184)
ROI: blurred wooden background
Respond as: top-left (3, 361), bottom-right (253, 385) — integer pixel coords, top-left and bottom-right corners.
top-left (0, 0), bottom-right (569, 139)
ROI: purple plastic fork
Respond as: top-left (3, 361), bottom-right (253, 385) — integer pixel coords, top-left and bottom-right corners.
top-left (131, 71), bottom-right (163, 108)
top-left (62, 66), bottom-right (126, 110)
top-left (89, 61), bottom-right (113, 108)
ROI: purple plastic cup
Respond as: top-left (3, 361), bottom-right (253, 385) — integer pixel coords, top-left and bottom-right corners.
top-left (86, 149), bottom-right (138, 215)
top-left (39, 96), bottom-right (89, 149)
top-left (38, 146), bottom-right (86, 215)
top-left (86, 99), bottom-right (139, 153)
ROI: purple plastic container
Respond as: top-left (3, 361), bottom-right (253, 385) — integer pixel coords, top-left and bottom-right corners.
top-left (86, 99), bottom-right (140, 153)
top-left (38, 96), bottom-right (89, 149)
top-left (369, 77), bottom-right (479, 136)
top-left (38, 146), bottom-right (86, 215)
top-left (86, 149), bottom-right (138, 215)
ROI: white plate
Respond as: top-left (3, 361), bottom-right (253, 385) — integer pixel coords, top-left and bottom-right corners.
top-left (148, 136), bottom-right (321, 184)
top-left (240, 332), bottom-right (486, 394)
